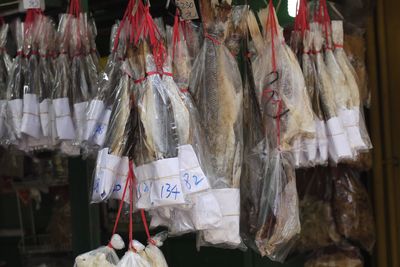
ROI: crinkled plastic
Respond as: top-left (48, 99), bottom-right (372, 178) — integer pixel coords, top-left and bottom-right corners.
top-left (117, 251), bottom-right (151, 267)
top-left (252, 7), bottom-right (315, 152)
top-left (7, 19), bottom-right (25, 142)
top-left (254, 150), bottom-right (300, 262)
top-left (331, 167), bottom-right (376, 253)
top-left (0, 23), bottom-right (12, 145)
top-left (142, 232), bottom-right (168, 267)
top-left (311, 23), bottom-right (353, 163)
top-left (332, 20), bottom-right (372, 154)
top-left (191, 0), bottom-right (244, 249)
top-left (302, 30), bottom-right (328, 166)
top-left (74, 246), bottom-right (119, 267)
top-left (305, 244), bottom-right (364, 267)
top-left (296, 168), bottom-right (342, 252)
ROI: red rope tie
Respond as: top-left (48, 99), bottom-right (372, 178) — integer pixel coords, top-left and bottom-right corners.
top-left (107, 166), bottom-right (131, 248)
top-left (162, 72), bottom-right (173, 77)
top-left (140, 209), bottom-right (156, 245)
top-left (204, 32), bottom-right (221, 45)
top-left (334, 43), bottom-right (344, 49)
top-left (180, 88), bottom-right (189, 93)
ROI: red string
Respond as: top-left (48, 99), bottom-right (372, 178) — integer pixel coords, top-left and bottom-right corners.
top-left (267, 0), bottom-right (278, 72)
top-left (334, 43), bottom-right (344, 49)
top-left (172, 8), bottom-right (180, 61)
top-left (140, 209), bottom-right (156, 245)
top-left (107, 166), bottom-right (131, 248)
top-left (128, 165), bottom-right (134, 250)
top-left (204, 32), bottom-right (221, 45)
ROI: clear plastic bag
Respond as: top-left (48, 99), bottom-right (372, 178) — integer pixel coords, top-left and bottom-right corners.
top-left (254, 150), bottom-right (300, 262)
top-left (117, 251), bottom-right (151, 267)
top-left (74, 246), bottom-right (119, 267)
top-left (331, 167), bottom-right (376, 253)
top-left (0, 23), bottom-right (12, 145)
top-left (332, 20), bottom-right (372, 155)
top-left (7, 19), bottom-right (25, 142)
top-left (311, 23), bottom-right (353, 163)
top-left (142, 232), bottom-right (168, 267)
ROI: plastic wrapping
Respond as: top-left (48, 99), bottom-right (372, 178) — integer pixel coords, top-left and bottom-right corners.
top-left (117, 251), bottom-right (151, 267)
top-left (331, 167), bottom-right (376, 253)
top-left (142, 232), bottom-right (168, 267)
top-left (311, 23), bottom-right (353, 163)
top-left (332, 20), bottom-right (372, 154)
top-left (302, 30), bottom-right (328, 166)
top-left (252, 7), bottom-right (315, 152)
top-left (296, 168), bottom-right (341, 252)
top-left (7, 19), bottom-right (25, 142)
top-left (305, 245), bottom-right (364, 267)
top-left (0, 23), bottom-right (12, 145)
top-left (74, 246), bottom-right (119, 267)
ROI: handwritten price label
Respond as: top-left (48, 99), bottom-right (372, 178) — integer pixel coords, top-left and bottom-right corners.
top-left (151, 177), bottom-right (185, 206)
top-left (181, 169), bottom-right (209, 194)
top-left (23, 0), bottom-right (43, 9)
top-left (136, 181), bottom-right (152, 209)
top-left (175, 0), bottom-right (199, 20)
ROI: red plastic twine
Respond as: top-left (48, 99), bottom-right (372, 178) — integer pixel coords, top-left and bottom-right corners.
top-left (294, 0), bottom-right (309, 36)
top-left (128, 163), bottom-right (134, 250)
top-left (108, 164), bottom-right (132, 248)
top-left (316, 0), bottom-right (332, 49)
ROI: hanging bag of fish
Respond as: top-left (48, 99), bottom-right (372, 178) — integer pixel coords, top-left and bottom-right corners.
top-left (150, 10), bottom-right (223, 235)
top-left (189, 0), bottom-right (245, 249)
top-left (129, 3), bottom-right (186, 212)
top-left (84, 22), bottom-right (126, 155)
top-left (90, 59), bottom-right (134, 203)
top-left (78, 167), bottom-right (137, 267)
top-left (35, 16), bottom-right (57, 150)
top-left (53, 13), bottom-right (76, 153)
top-left (287, 0), bottom-right (322, 168)
top-left (331, 20), bottom-right (372, 155)
top-left (0, 22), bottom-right (12, 146)
top-left (310, 6), bottom-right (353, 164)
top-left (69, 0), bottom-right (99, 152)
top-left (6, 19), bottom-right (26, 146)
top-left (253, 6), bottom-right (316, 168)
top-left (248, 3), bottom-right (302, 262)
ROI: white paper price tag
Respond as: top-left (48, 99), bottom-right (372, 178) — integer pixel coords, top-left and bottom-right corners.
top-left (175, 0), bottom-right (199, 20)
top-left (150, 158), bottom-right (185, 207)
top-left (178, 145), bottom-right (210, 194)
top-left (23, 0), bottom-right (44, 9)
top-left (111, 157), bottom-right (130, 202)
top-left (135, 162), bottom-right (155, 209)
top-left (74, 101), bottom-right (88, 142)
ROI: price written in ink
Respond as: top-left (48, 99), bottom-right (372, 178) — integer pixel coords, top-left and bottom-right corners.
top-left (136, 181), bottom-right (151, 200)
top-left (23, 0), bottom-right (41, 9)
top-left (182, 172), bottom-right (204, 190)
top-left (175, 0), bottom-right (199, 20)
top-left (160, 183), bottom-right (181, 200)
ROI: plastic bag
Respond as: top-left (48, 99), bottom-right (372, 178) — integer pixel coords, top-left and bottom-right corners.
top-left (142, 232), bottom-right (168, 267)
top-left (7, 19), bottom-right (25, 142)
top-left (331, 167), bottom-right (376, 253)
top-left (305, 244), bottom-right (364, 267)
top-left (117, 251), bottom-right (151, 267)
top-left (310, 22), bottom-right (353, 163)
top-left (296, 168), bottom-right (342, 252)
top-left (254, 150), bottom-right (300, 262)
top-left (0, 23), bottom-right (12, 145)
top-left (332, 20), bottom-right (372, 154)
top-left (74, 246), bottom-right (119, 267)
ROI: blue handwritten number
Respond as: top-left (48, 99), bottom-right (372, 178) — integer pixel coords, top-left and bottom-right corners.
top-left (193, 175), bottom-right (204, 186)
top-left (95, 125), bottom-right (104, 135)
top-left (183, 173), bottom-right (191, 189)
top-left (113, 184), bottom-right (121, 192)
top-left (137, 184), bottom-right (142, 200)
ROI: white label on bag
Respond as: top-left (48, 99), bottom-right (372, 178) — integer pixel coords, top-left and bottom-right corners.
top-left (339, 108), bottom-right (367, 150)
top-left (92, 148), bottom-right (121, 202)
top-left (39, 99), bottom-right (50, 137)
top-left (0, 100), bottom-right (7, 137)
top-left (135, 162), bottom-right (155, 209)
top-left (93, 108), bottom-right (111, 147)
top-left (21, 94), bottom-right (41, 139)
top-left (8, 99), bottom-right (23, 139)
top-left (190, 190), bottom-right (222, 230)
top-left (202, 189), bottom-right (241, 246)
top-left (111, 157), bottom-right (130, 202)
top-left (74, 101), bottom-right (88, 142)
top-left (85, 100), bottom-right (105, 141)
top-left (315, 119), bottom-right (328, 163)
top-left (304, 137), bottom-right (317, 163)
top-left (175, 0), bottom-right (199, 20)
top-left (178, 145), bottom-right (210, 194)
top-left (23, 0), bottom-right (41, 9)
top-left (327, 116), bottom-right (353, 160)
top-left (53, 98), bottom-right (75, 140)
top-left (150, 157), bottom-right (185, 207)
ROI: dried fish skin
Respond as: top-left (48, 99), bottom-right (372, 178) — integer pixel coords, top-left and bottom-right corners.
top-left (190, 37), bottom-right (243, 188)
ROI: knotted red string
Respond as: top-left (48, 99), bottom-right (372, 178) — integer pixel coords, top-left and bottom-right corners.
top-left (128, 163), bottom-right (135, 251)
top-left (172, 8), bottom-right (181, 61)
top-left (294, 0), bottom-right (309, 36)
